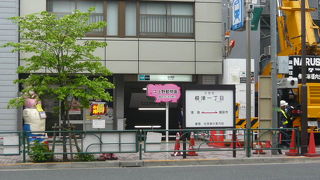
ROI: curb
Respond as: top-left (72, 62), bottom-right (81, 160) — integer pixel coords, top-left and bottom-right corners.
top-left (1, 157), bottom-right (320, 170)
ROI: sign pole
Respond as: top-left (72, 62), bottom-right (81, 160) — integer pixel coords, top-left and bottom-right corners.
top-left (166, 102), bottom-right (169, 143)
top-left (245, 1), bottom-right (252, 158)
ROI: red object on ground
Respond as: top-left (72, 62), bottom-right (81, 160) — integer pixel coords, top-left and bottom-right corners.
top-left (187, 132), bottom-right (198, 156)
top-left (100, 153), bottom-right (118, 160)
top-left (171, 132), bottom-right (182, 156)
top-left (208, 130), bottom-right (225, 148)
top-left (253, 141), bottom-right (266, 155)
top-left (265, 141), bottom-right (272, 148)
top-left (304, 131), bottom-right (320, 157)
top-left (285, 130), bottom-right (298, 156)
top-left (230, 133), bottom-right (242, 148)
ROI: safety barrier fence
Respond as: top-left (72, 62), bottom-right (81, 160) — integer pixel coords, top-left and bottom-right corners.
top-left (0, 128), bottom-right (299, 162)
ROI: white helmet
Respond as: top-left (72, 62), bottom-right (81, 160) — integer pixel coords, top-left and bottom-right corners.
top-left (280, 100), bottom-right (288, 107)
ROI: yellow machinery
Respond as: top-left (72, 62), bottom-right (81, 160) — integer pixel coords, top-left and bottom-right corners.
top-left (261, 0), bottom-right (320, 132)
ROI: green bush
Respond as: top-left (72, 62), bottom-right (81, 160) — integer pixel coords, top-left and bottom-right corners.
top-left (74, 153), bottom-right (95, 161)
top-left (29, 140), bottom-right (53, 162)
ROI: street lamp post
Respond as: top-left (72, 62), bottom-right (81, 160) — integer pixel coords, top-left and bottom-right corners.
top-left (246, 1), bottom-right (252, 158)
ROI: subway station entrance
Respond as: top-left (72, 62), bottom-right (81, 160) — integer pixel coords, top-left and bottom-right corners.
top-left (124, 82), bottom-right (185, 131)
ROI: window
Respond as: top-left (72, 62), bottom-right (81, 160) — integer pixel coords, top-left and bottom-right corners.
top-left (125, 1), bottom-right (137, 36)
top-left (107, 1), bottom-right (119, 36)
top-left (48, 0), bottom-right (105, 36)
top-left (139, 2), bottom-right (194, 38)
top-left (48, 0), bottom-right (194, 38)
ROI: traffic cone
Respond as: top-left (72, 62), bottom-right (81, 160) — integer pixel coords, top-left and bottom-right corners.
top-left (265, 141), bottom-right (272, 148)
top-left (171, 132), bottom-right (182, 156)
top-left (187, 132), bottom-right (198, 156)
top-left (304, 131), bottom-right (320, 157)
top-left (253, 141), bottom-right (266, 154)
top-left (208, 130), bottom-right (225, 148)
top-left (230, 133), bottom-right (242, 148)
top-left (285, 130), bottom-right (298, 156)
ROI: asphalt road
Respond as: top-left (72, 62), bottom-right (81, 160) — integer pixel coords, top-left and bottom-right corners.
top-left (1, 162), bottom-right (320, 180)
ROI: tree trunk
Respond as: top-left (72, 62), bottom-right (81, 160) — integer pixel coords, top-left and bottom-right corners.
top-left (61, 100), bottom-right (68, 161)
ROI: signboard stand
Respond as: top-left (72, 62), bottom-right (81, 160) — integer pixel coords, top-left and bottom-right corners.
top-left (182, 85), bottom-right (236, 158)
top-left (146, 84), bottom-right (181, 145)
top-left (165, 102), bottom-right (169, 143)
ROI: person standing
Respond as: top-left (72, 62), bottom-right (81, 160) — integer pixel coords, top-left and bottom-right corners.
top-left (278, 100), bottom-right (291, 154)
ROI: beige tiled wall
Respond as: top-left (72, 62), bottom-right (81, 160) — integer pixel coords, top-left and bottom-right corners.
top-left (20, 0), bottom-right (223, 75)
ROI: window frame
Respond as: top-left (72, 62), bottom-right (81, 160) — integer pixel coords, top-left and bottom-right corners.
top-left (137, 1), bottom-right (195, 39)
top-left (47, 0), bottom-right (195, 39)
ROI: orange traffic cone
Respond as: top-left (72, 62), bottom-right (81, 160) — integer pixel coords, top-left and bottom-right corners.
top-left (304, 131), bottom-right (320, 157)
top-left (208, 130), bottom-right (225, 148)
top-left (285, 130), bottom-right (298, 156)
top-left (187, 132), bottom-right (198, 156)
top-left (265, 141), bottom-right (272, 148)
top-left (171, 132), bottom-right (182, 156)
top-left (253, 141), bottom-right (266, 154)
top-left (230, 133), bottom-right (242, 148)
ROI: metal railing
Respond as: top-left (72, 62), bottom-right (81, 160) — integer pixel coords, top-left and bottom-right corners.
top-left (0, 128), bottom-right (300, 162)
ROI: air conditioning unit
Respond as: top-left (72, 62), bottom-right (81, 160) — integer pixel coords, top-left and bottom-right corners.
top-left (277, 77), bottom-right (298, 89)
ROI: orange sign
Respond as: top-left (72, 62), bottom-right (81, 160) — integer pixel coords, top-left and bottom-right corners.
top-left (90, 102), bottom-right (107, 116)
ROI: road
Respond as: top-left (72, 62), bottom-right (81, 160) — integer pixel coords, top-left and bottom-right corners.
top-left (1, 162), bottom-right (320, 180)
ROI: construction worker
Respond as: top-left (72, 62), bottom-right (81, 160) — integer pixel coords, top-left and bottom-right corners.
top-left (278, 100), bottom-right (291, 154)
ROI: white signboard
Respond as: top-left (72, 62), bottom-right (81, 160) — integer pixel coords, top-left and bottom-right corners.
top-left (92, 119), bottom-right (105, 129)
top-left (185, 89), bottom-right (234, 128)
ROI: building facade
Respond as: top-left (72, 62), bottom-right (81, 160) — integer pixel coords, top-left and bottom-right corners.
top-left (0, 0), bottom-right (19, 131)
top-left (1, 0), bottom-right (224, 131)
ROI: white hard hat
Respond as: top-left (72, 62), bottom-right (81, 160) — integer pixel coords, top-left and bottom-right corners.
top-left (280, 100), bottom-right (288, 107)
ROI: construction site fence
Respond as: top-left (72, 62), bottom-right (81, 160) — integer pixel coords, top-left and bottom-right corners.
top-left (0, 128), bottom-right (299, 162)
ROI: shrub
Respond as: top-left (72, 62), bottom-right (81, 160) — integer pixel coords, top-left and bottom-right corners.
top-left (29, 140), bottom-right (53, 162)
top-left (74, 153), bottom-right (95, 161)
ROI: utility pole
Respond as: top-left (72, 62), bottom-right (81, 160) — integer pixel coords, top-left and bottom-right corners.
top-left (300, 0), bottom-right (308, 155)
top-left (270, 0), bottom-right (279, 155)
top-left (246, 1), bottom-right (252, 158)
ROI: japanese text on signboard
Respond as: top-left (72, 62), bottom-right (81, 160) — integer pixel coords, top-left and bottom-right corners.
top-left (146, 84), bottom-right (181, 103)
top-left (289, 56), bottom-right (320, 82)
top-left (90, 102), bottom-right (107, 116)
top-left (185, 90), bottom-right (234, 128)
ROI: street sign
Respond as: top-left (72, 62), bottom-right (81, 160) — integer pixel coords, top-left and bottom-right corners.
top-left (138, 74), bottom-right (192, 82)
top-left (146, 84), bottom-right (181, 103)
top-left (231, 0), bottom-right (244, 31)
top-left (184, 85), bottom-right (235, 129)
top-left (288, 56), bottom-right (320, 82)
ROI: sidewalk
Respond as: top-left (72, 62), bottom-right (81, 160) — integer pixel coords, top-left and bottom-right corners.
top-left (1, 148), bottom-right (320, 169)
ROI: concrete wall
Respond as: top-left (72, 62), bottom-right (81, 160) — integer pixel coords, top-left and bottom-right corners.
top-left (0, 0), bottom-right (19, 131)
top-left (20, 0), bottom-right (223, 75)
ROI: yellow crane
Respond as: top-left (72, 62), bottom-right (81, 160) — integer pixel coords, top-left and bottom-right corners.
top-left (262, 0), bottom-right (320, 133)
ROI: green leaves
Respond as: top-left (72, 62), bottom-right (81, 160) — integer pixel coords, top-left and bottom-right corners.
top-left (4, 8), bottom-right (114, 110)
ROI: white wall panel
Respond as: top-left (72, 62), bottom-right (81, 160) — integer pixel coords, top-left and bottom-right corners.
top-left (195, 22), bottom-right (222, 42)
top-left (139, 62), bottom-right (195, 74)
top-left (139, 41), bottom-right (195, 61)
top-left (196, 61), bottom-right (222, 74)
top-left (196, 42), bottom-right (222, 61)
top-left (195, 2), bottom-right (222, 22)
top-left (106, 40), bottom-right (138, 61)
top-left (106, 61), bottom-right (138, 74)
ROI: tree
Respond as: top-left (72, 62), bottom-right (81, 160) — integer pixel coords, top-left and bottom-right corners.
top-left (3, 8), bottom-right (114, 160)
